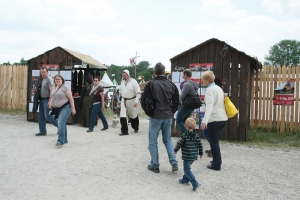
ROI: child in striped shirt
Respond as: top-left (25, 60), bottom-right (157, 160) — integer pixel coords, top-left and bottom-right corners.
top-left (174, 117), bottom-right (203, 191)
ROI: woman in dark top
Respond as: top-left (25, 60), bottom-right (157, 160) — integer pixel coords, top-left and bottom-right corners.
top-left (87, 76), bottom-right (108, 132)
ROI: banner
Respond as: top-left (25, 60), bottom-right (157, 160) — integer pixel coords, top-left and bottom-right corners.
top-left (129, 57), bottom-right (136, 66)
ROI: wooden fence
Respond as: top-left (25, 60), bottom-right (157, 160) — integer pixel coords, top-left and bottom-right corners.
top-left (250, 66), bottom-right (300, 133)
top-left (0, 65), bottom-right (27, 111)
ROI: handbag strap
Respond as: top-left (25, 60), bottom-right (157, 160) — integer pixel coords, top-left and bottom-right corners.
top-left (187, 80), bottom-right (198, 95)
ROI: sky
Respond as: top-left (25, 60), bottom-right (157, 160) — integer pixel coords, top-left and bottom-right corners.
top-left (1, 0), bottom-right (300, 71)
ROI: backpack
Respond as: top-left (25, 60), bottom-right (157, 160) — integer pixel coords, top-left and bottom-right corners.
top-left (143, 81), bottom-right (155, 117)
top-left (170, 81), bottom-right (180, 113)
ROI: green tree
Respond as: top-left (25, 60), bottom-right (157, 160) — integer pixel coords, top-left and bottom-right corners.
top-left (265, 40), bottom-right (300, 66)
top-left (106, 61), bottom-right (153, 83)
top-left (1, 61), bottom-right (11, 65)
top-left (139, 68), bottom-right (154, 81)
top-left (13, 57), bottom-right (27, 66)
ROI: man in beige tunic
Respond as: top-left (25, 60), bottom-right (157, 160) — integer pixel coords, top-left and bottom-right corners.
top-left (119, 70), bottom-right (141, 136)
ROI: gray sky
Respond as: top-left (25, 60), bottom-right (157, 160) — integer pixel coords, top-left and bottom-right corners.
top-left (0, 0), bottom-right (299, 70)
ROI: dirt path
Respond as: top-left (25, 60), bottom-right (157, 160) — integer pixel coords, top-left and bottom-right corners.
top-left (0, 113), bottom-right (299, 200)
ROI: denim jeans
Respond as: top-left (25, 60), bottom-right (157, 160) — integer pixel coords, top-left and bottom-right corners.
top-left (203, 129), bottom-right (211, 144)
top-left (89, 103), bottom-right (108, 131)
top-left (183, 160), bottom-right (198, 186)
top-left (38, 99), bottom-right (57, 134)
top-left (57, 104), bottom-right (71, 145)
top-left (176, 106), bottom-right (194, 133)
top-left (207, 120), bottom-right (227, 169)
top-left (148, 118), bottom-right (178, 168)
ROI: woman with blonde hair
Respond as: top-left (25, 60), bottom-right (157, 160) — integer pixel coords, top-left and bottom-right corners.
top-left (50, 74), bottom-right (76, 148)
top-left (200, 71), bottom-right (227, 171)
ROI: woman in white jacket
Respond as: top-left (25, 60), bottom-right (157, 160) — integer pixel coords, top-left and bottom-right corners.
top-left (200, 71), bottom-right (228, 171)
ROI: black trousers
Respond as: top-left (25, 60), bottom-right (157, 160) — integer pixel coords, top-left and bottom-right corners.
top-left (120, 116), bottom-right (139, 134)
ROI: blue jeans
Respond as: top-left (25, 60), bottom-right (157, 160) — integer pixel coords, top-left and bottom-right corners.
top-left (89, 103), bottom-right (108, 131)
top-left (176, 106), bottom-right (194, 133)
top-left (57, 104), bottom-right (71, 145)
top-left (207, 120), bottom-right (227, 169)
top-left (203, 129), bottom-right (211, 144)
top-left (148, 118), bottom-right (177, 168)
top-left (183, 160), bottom-right (198, 186)
top-left (38, 99), bottom-right (57, 134)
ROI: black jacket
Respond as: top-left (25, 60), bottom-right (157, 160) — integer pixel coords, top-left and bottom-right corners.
top-left (32, 80), bottom-right (42, 113)
top-left (141, 76), bottom-right (179, 119)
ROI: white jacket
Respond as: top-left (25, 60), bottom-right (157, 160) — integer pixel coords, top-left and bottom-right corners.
top-left (202, 85), bottom-right (228, 124)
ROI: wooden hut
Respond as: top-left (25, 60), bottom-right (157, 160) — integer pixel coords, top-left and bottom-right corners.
top-left (170, 38), bottom-right (262, 141)
top-left (26, 46), bottom-right (107, 123)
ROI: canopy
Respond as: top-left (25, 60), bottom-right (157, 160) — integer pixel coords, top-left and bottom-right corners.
top-left (100, 72), bottom-right (114, 88)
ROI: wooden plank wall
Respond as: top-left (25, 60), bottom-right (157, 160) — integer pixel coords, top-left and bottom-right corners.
top-left (229, 50), bottom-right (239, 140)
top-left (250, 66), bottom-right (300, 133)
top-left (26, 48), bottom-right (76, 121)
top-left (0, 65), bottom-right (27, 111)
top-left (170, 41), bottom-right (255, 141)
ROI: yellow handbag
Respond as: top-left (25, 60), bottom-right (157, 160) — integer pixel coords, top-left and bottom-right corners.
top-left (224, 96), bottom-right (238, 118)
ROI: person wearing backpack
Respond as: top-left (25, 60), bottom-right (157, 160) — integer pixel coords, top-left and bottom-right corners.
top-left (141, 62), bottom-right (180, 173)
top-left (176, 69), bottom-right (199, 134)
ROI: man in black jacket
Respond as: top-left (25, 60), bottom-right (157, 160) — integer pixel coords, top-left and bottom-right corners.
top-left (141, 62), bottom-right (179, 173)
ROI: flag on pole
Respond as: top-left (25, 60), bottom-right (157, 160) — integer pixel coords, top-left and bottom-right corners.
top-left (129, 57), bottom-right (136, 66)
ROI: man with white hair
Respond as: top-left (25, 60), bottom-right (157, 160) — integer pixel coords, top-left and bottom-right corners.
top-left (119, 70), bottom-right (141, 136)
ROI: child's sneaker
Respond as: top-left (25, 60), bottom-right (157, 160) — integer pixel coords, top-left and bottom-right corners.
top-left (192, 183), bottom-right (201, 191)
top-left (179, 179), bottom-right (190, 185)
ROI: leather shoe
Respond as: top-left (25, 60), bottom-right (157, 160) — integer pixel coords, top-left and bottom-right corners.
top-left (134, 129), bottom-right (138, 133)
top-left (35, 133), bottom-right (46, 136)
top-left (207, 164), bottom-right (220, 171)
top-left (119, 133), bottom-right (129, 136)
top-left (87, 129), bottom-right (93, 132)
top-left (101, 128), bottom-right (108, 131)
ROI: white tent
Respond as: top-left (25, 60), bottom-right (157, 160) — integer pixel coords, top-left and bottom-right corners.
top-left (112, 78), bottom-right (120, 90)
top-left (100, 72), bottom-right (115, 93)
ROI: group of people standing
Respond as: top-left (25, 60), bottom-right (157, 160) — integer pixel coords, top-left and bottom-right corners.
top-left (34, 63), bottom-right (228, 191)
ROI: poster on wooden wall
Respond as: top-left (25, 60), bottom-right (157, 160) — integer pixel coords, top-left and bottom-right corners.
top-left (189, 63), bottom-right (214, 129)
top-left (273, 79), bottom-right (295, 105)
top-left (42, 64), bottom-right (59, 71)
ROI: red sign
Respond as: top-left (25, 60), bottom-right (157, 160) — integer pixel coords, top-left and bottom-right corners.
top-left (273, 94), bottom-right (294, 105)
top-left (42, 64), bottom-right (59, 71)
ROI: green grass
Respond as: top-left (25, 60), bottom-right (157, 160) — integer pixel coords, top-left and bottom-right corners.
top-left (0, 108), bottom-right (26, 115)
top-left (246, 128), bottom-right (300, 148)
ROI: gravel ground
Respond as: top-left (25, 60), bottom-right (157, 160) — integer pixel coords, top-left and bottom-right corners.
top-left (0, 113), bottom-right (299, 200)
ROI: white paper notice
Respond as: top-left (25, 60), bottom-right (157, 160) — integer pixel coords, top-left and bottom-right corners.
top-left (65, 81), bottom-right (72, 89)
top-left (179, 72), bottom-right (184, 83)
top-left (59, 71), bottom-right (66, 79)
top-left (50, 71), bottom-right (58, 77)
top-left (29, 103), bottom-right (33, 112)
top-left (32, 70), bottom-right (40, 77)
top-left (172, 72), bottom-right (180, 83)
top-left (191, 71), bottom-right (201, 80)
top-left (65, 71), bottom-right (72, 80)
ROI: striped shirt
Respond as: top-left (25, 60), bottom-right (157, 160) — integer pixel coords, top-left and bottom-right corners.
top-left (174, 130), bottom-right (203, 161)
